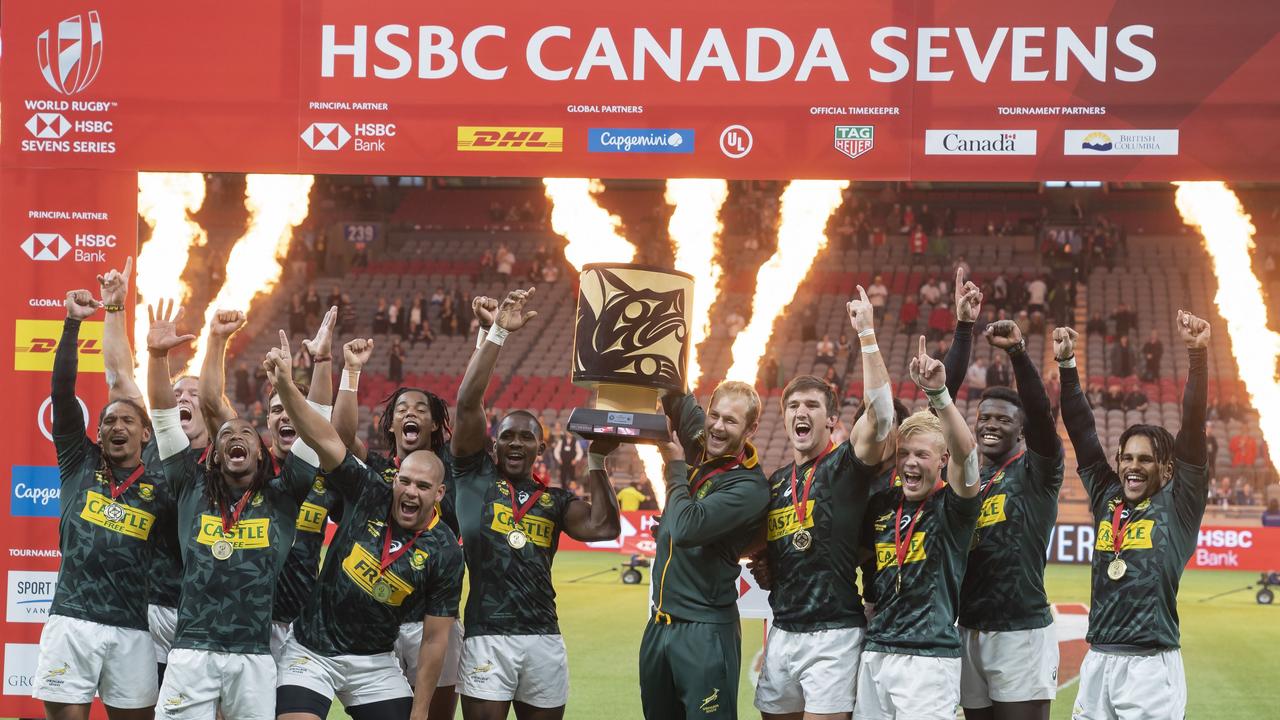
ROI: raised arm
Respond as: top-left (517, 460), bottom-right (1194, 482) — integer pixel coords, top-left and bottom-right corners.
top-left (562, 439), bottom-right (623, 541)
top-left (1174, 310), bottom-right (1210, 465)
top-left (333, 338), bottom-right (374, 456)
top-left (452, 290), bottom-right (535, 459)
top-left (146, 301), bottom-right (197, 460)
top-left (911, 336), bottom-right (978, 497)
top-left (986, 320), bottom-right (1061, 458)
top-left (198, 309), bottom-right (247, 432)
top-left (848, 285), bottom-right (893, 465)
top-left (656, 432), bottom-right (768, 547)
top-left (97, 258), bottom-right (143, 406)
top-left (661, 392), bottom-right (707, 461)
top-left (943, 267), bottom-right (982, 400)
top-left (52, 293), bottom-right (100, 473)
top-left (264, 331), bottom-right (345, 472)
top-left (1054, 327), bottom-right (1107, 473)
top-left (302, 306), bottom-right (337, 406)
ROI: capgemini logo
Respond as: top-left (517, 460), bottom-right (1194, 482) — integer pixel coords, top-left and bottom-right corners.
top-left (37, 11), bottom-right (104, 96)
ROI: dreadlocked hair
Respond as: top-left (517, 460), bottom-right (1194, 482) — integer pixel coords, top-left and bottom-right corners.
top-left (202, 435), bottom-right (274, 512)
top-left (1117, 424), bottom-right (1176, 467)
top-left (377, 387), bottom-right (452, 454)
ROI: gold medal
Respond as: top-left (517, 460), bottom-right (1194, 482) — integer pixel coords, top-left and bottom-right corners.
top-left (1107, 557), bottom-right (1127, 581)
top-left (372, 580), bottom-right (393, 602)
top-left (506, 529), bottom-right (528, 549)
top-left (792, 528), bottom-right (812, 552)
top-left (211, 539), bottom-right (234, 560)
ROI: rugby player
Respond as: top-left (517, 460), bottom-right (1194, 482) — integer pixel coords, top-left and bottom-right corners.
top-left (197, 306), bottom-right (340, 659)
top-left (952, 318), bottom-right (1065, 720)
top-left (451, 287), bottom-right (623, 720)
top-left (96, 259), bottom-right (209, 685)
top-left (32, 290), bottom-right (164, 720)
top-left (856, 337), bottom-right (980, 720)
top-left (640, 375), bottom-right (769, 718)
top-left (263, 334), bottom-right (465, 720)
top-left (333, 336), bottom-right (465, 720)
top-left (752, 287), bottom-right (894, 720)
top-left (1055, 311), bottom-right (1210, 719)
top-left (146, 306), bottom-right (314, 720)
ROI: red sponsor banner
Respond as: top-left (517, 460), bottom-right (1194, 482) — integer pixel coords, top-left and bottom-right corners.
top-left (3, 1), bottom-right (1280, 179)
top-left (1048, 523), bottom-right (1280, 571)
top-left (0, 168), bottom-right (136, 716)
top-left (559, 510), bottom-right (660, 556)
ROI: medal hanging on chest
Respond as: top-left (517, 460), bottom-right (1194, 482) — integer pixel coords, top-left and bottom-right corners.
top-left (1108, 500), bottom-right (1134, 581)
top-left (788, 443), bottom-right (834, 552)
top-left (101, 464), bottom-right (146, 524)
top-left (373, 522), bottom-right (425, 603)
top-left (212, 488), bottom-right (253, 561)
top-left (893, 494), bottom-right (928, 594)
top-left (505, 478), bottom-right (547, 550)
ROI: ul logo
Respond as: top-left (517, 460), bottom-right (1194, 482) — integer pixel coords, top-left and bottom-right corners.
top-left (719, 125), bottom-right (753, 159)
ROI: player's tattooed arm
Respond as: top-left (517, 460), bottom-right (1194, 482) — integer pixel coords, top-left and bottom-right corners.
top-left (199, 308), bottom-right (246, 432)
top-left (333, 338), bottom-right (373, 458)
top-left (1174, 310), bottom-right (1211, 466)
top-left (96, 258), bottom-right (144, 407)
top-left (943, 267), bottom-right (982, 400)
top-left (562, 438), bottom-right (623, 542)
top-left (146, 300), bottom-right (197, 460)
top-left (265, 331), bottom-right (346, 473)
top-left (987, 319), bottom-right (1061, 459)
top-left (453, 290), bottom-right (535, 459)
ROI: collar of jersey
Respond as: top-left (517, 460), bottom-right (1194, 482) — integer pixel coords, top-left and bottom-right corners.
top-left (697, 440), bottom-right (759, 471)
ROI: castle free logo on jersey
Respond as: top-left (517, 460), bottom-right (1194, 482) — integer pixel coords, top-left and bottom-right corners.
top-left (15, 319), bottom-right (104, 372)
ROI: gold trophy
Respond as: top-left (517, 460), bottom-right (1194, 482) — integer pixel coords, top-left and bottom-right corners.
top-left (568, 263), bottom-right (694, 443)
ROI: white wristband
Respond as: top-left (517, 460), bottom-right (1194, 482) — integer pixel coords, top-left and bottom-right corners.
top-left (1057, 356), bottom-right (1077, 368)
top-left (476, 327), bottom-right (489, 350)
top-left (861, 343), bottom-right (880, 354)
top-left (925, 388), bottom-right (952, 410)
top-left (587, 453), bottom-right (606, 472)
top-left (339, 370), bottom-right (360, 393)
top-left (858, 328), bottom-right (875, 338)
top-left (486, 325), bottom-right (509, 347)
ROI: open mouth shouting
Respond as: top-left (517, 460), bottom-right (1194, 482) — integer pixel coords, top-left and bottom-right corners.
top-left (792, 418), bottom-right (813, 446)
top-left (402, 418), bottom-right (422, 448)
top-left (276, 422), bottom-right (297, 446)
top-left (502, 447), bottom-right (527, 474)
top-left (224, 441), bottom-right (251, 471)
top-left (900, 468), bottom-right (925, 494)
top-left (396, 494), bottom-right (422, 523)
top-left (1124, 470), bottom-right (1147, 496)
top-left (108, 431), bottom-right (129, 449)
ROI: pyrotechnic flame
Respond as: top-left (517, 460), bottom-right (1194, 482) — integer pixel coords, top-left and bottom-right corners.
top-left (136, 172), bottom-right (207, 390)
top-left (1174, 181), bottom-right (1279, 473)
top-left (543, 178), bottom-right (635, 270)
top-left (725, 180), bottom-right (849, 382)
top-left (184, 174), bottom-right (315, 374)
top-left (666, 179), bottom-right (729, 389)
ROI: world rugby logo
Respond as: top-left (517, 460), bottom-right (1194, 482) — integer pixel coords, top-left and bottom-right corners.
top-left (37, 11), bottom-right (104, 96)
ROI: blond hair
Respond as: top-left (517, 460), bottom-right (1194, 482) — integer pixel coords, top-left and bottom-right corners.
top-left (897, 410), bottom-right (945, 451)
top-left (709, 380), bottom-right (762, 427)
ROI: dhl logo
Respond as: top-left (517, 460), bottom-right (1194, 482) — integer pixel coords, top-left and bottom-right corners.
top-left (1095, 518), bottom-right (1155, 552)
top-left (296, 501), bottom-right (329, 533)
top-left (765, 500), bottom-right (815, 542)
top-left (489, 502), bottom-right (555, 548)
top-left (875, 533), bottom-right (928, 570)
top-left (342, 543), bottom-right (413, 605)
top-left (457, 126), bottom-right (564, 152)
top-left (15, 319), bottom-right (104, 372)
top-left (196, 515), bottom-right (270, 550)
top-left (80, 490), bottom-right (154, 540)
top-left (976, 494), bottom-right (1007, 529)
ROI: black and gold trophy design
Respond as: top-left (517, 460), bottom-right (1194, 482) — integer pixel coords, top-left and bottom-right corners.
top-left (567, 263), bottom-right (694, 443)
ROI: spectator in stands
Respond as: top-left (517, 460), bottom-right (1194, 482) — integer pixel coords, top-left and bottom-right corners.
top-left (927, 302), bottom-right (953, 342)
top-left (964, 357), bottom-right (988, 401)
top-left (430, 286), bottom-right (445, 313)
top-left (388, 336), bottom-right (404, 383)
top-left (821, 365), bottom-right (843, 401)
top-left (837, 333), bottom-right (851, 357)
top-left (1142, 330), bottom-right (1164, 381)
top-left (1102, 384), bottom-right (1126, 412)
top-left (800, 304), bottom-right (818, 342)
top-left (1124, 382), bottom-right (1150, 411)
top-left (1046, 368), bottom-right (1062, 421)
top-left (495, 243), bottom-right (516, 279)
top-left (990, 273), bottom-right (1008, 311)
top-left (234, 361), bottom-right (252, 409)
top-left (304, 286), bottom-right (322, 326)
top-left (247, 399), bottom-right (267, 433)
top-left (372, 297), bottom-right (389, 335)
top-left (1206, 422), bottom-right (1220, 481)
top-left (986, 352), bottom-right (1011, 388)
top-left (1230, 432), bottom-right (1258, 467)
top-left (870, 226), bottom-right (887, 248)
top-left (292, 337), bottom-right (313, 384)
top-left (1233, 479), bottom-right (1255, 506)
top-left (540, 262), bottom-right (560, 283)
top-left (929, 227), bottom-right (950, 258)
top-left (867, 275), bottom-right (888, 321)
top-left (386, 298), bottom-right (401, 338)
top-left (761, 356), bottom-right (781, 391)
top-left (930, 338), bottom-right (950, 361)
top-left (952, 255), bottom-right (972, 283)
top-left (919, 275), bottom-right (943, 306)
top-left (408, 297), bottom-right (424, 342)
top-left (1262, 499), bottom-right (1280, 527)
top-left (1086, 311), bottom-right (1107, 338)
top-left (289, 293), bottom-right (306, 338)
top-left (1216, 393), bottom-right (1244, 422)
top-left (351, 241), bottom-right (369, 269)
top-left (1213, 477), bottom-right (1232, 507)
top-left (900, 204), bottom-right (915, 233)
top-left (920, 204), bottom-right (936, 236)
top-left (555, 430), bottom-right (583, 487)
top-left (900, 299), bottom-right (920, 334)
top-left (393, 297), bottom-right (408, 337)
top-left (1111, 334), bottom-right (1136, 378)
top-left (439, 296), bottom-right (459, 336)
top-left (1110, 303), bottom-right (1137, 337)
top-left (326, 287), bottom-right (342, 313)
top-left (1014, 309), bottom-right (1032, 337)
top-left (488, 199), bottom-right (504, 222)
top-left (617, 482), bottom-right (647, 512)
top-left (1048, 281), bottom-right (1071, 328)
top-left (909, 225), bottom-right (928, 256)
top-left (478, 247), bottom-right (495, 280)
top-left (815, 334), bottom-right (836, 367)
top-left (338, 293), bottom-right (356, 337)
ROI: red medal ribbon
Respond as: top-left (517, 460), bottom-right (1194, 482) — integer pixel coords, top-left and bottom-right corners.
top-left (980, 449), bottom-right (1026, 500)
top-left (508, 472), bottom-right (550, 527)
top-left (380, 523), bottom-right (426, 572)
top-left (689, 450), bottom-right (745, 497)
top-left (1111, 499), bottom-right (1134, 556)
top-left (219, 488), bottom-right (254, 534)
top-left (790, 442), bottom-right (836, 525)
top-left (894, 481), bottom-right (945, 573)
top-left (108, 464), bottom-right (146, 500)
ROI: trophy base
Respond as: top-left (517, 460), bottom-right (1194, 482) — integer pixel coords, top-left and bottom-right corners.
top-left (566, 407), bottom-right (671, 444)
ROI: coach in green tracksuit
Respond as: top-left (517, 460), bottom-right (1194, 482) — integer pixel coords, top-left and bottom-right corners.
top-left (640, 382), bottom-right (769, 720)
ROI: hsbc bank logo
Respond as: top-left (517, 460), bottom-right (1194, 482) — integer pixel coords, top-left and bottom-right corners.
top-left (37, 11), bottom-right (104, 96)
top-left (26, 113), bottom-right (72, 139)
top-left (22, 233), bottom-right (70, 261)
top-left (301, 122), bottom-right (351, 151)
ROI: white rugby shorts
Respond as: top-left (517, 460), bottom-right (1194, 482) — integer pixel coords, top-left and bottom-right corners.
top-left (33, 614), bottom-right (158, 708)
top-left (148, 604), bottom-right (178, 665)
top-left (854, 649), bottom-right (961, 720)
top-left (458, 634), bottom-right (568, 708)
top-left (754, 625), bottom-right (864, 714)
top-left (277, 634), bottom-right (412, 707)
top-left (959, 624), bottom-right (1059, 707)
top-left (396, 619), bottom-right (464, 688)
top-left (1072, 648), bottom-right (1186, 720)
top-left (155, 648), bottom-right (275, 720)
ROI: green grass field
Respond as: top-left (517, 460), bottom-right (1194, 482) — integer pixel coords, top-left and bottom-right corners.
top-left (334, 551), bottom-right (1279, 720)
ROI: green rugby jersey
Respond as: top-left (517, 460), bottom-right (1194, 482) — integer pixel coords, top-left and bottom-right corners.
top-left (1081, 459), bottom-right (1208, 649)
top-left (51, 432), bottom-right (171, 631)
top-left (958, 448), bottom-right (1064, 631)
top-left (452, 451), bottom-right (576, 637)
top-left (142, 438), bottom-right (190, 609)
top-left (765, 442), bottom-right (873, 631)
top-left (272, 462), bottom-right (343, 625)
top-left (161, 450), bottom-right (312, 654)
top-left (294, 454), bottom-right (462, 656)
top-left (864, 485), bottom-right (981, 657)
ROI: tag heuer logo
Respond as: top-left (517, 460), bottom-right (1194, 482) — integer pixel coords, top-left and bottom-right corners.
top-left (835, 125), bottom-right (874, 159)
top-left (22, 233), bottom-right (70, 261)
top-left (26, 113), bottom-right (71, 139)
top-left (301, 122), bottom-right (351, 151)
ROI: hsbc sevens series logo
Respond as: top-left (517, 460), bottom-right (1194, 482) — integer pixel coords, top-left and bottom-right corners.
top-left (37, 11), bottom-right (104, 96)
top-left (457, 127), bottom-right (563, 152)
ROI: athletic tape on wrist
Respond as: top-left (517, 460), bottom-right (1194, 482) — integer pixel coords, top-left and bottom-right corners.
top-left (587, 453), bottom-right (606, 472)
top-left (486, 325), bottom-right (509, 347)
top-left (858, 328), bottom-right (876, 338)
top-left (339, 371), bottom-right (360, 393)
top-left (861, 343), bottom-right (880, 354)
top-left (1057, 355), bottom-right (1077, 368)
top-left (926, 387), bottom-right (952, 410)
top-left (866, 383), bottom-right (894, 442)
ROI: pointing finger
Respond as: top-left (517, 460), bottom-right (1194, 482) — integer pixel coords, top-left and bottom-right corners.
top-left (123, 255), bottom-right (133, 280)
top-left (279, 330), bottom-right (290, 355)
top-left (918, 335), bottom-right (926, 358)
